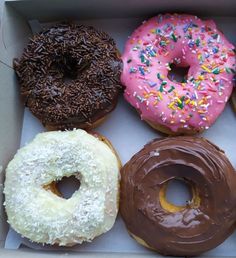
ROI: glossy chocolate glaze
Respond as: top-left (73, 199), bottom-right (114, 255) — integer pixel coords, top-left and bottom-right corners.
top-left (120, 137), bottom-right (236, 256)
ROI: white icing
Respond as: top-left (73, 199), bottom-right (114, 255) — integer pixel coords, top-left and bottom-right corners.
top-left (4, 129), bottom-right (120, 246)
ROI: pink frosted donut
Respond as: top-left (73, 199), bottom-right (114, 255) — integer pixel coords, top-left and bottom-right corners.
top-left (121, 14), bottom-right (236, 134)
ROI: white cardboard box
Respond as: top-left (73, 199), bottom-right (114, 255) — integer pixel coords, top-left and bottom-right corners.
top-left (0, 0), bottom-right (236, 257)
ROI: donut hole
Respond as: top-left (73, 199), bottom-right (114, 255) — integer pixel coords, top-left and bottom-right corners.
top-left (159, 177), bottom-right (200, 213)
top-left (166, 178), bottom-right (192, 206)
top-left (45, 175), bottom-right (81, 199)
top-left (56, 175), bottom-right (81, 199)
top-left (53, 55), bottom-right (90, 83)
top-left (168, 63), bottom-right (190, 83)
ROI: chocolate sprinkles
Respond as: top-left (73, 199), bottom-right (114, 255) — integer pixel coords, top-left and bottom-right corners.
top-left (14, 23), bottom-right (122, 130)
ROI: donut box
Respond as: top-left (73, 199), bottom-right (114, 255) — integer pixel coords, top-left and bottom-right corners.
top-left (0, 0), bottom-right (236, 257)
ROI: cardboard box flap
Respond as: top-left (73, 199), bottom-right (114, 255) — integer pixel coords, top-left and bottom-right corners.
top-left (0, 63), bottom-right (24, 244)
top-left (4, 0), bottom-right (236, 22)
top-left (0, 248), bottom-right (159, 257)
top-left (0, 3), bottom-right (32, 67)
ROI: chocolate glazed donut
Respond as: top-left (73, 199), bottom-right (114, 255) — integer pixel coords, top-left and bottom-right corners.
top-left (232, 88), bottom-right (236, 113)
top-left (120, 137), bottom-right (236, 256)
top-left (14, 23), bottom-right (122, 130)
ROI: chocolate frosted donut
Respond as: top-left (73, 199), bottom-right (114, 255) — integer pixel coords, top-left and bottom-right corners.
top-left (120, 137), bottom-right (236, 256)
top-left (232, 89), bottom-right (236, 113)
top-left (14, 24), bottom-right (122, 130)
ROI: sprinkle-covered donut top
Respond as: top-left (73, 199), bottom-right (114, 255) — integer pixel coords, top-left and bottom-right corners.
top-left (14, 24), bottom-right (122, 129)
top-left (122, 14), bottom-right (236, 133)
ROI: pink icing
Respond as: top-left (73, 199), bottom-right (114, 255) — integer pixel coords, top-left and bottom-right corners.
top-left (121, 14), bottom-right (236, 133)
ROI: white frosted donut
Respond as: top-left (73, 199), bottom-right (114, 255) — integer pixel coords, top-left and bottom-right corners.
top-left (4, 129), bottom-right (120, 246)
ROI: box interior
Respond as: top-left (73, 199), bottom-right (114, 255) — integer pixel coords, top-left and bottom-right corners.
top-left (1, 0), bottom-right (236, 257)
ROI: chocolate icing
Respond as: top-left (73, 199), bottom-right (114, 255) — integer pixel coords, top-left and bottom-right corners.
top-left (14, 23), bottom-right (122, 130)
top-left (120, 137), bottom-right (236, 256)
top-left (232, 88), bottom-right (236, 113)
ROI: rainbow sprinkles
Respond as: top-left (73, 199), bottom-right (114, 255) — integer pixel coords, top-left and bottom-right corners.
top-left (121, 14), bottom-right (236, 134)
